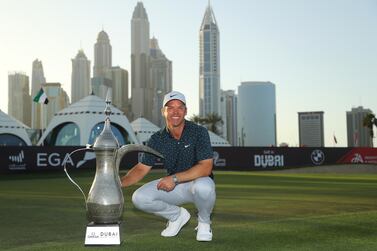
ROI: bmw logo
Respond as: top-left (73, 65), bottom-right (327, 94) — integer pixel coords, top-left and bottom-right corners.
top-left (311, 149), bottom-right (325, 165)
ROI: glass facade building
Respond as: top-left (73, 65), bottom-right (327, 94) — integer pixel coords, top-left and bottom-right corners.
top-left (199, 3), bottom-right (220, 117)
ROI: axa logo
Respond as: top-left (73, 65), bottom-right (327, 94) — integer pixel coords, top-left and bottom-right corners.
top-left (9, 150), bottom-right (25, 163)
top-left (351, 153), bottom-right (364, 163)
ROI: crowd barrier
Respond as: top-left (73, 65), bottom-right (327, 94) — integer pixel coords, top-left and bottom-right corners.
top-left (1, 146), bottom-right (377, 172)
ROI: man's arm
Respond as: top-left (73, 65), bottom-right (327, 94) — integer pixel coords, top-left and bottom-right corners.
top-left (121, 162), bottom-right (151, 188)
top-left (156, 158), bottom-right (213, 191)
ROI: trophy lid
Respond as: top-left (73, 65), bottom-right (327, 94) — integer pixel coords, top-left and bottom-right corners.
top-left (93, 118), bottom-right (119, 150)
top-left (93, 88), bottom-right (119, 150)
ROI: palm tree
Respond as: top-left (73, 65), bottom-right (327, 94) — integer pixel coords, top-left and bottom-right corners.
top-left (189, 114), bottom-right (205, 125)
top-left (189, 113), bottom-right (223, 135)
top-left (203, 113), bottom-right (223, 135)
top-left (363, 113), bottom-right (377, 138)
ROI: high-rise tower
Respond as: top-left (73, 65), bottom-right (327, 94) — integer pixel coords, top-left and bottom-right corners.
top-left (347, 106), bottom-right (373, 147)
top-left (8, 72), bottom-right (31, 127)
top-left (150, 37), bottom-right (172, 127)
top-left (93, 30), bottom-right (112, 78)
top-left (41, 82), bottom-right (69, 127)
top-left (131, 2), bottom-right (152, 120)
top-left (298, 111), bottom-right (325, 147)
top-left (71, 49), bottom-right (91, 104)
top-left (237, 82), bottom-right (276, 146)
top-left (199, 2), bottom-right (220, 117)
top-left (105, 66), bottom-right (129, 114)
top-left (31, 59), bottom-right (46, 129)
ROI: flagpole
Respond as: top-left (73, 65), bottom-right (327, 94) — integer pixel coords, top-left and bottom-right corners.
top-left (40, 102), bottom-right (44, 146)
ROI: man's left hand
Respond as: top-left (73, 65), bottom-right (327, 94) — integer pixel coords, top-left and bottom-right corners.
top-left (157, 176), bottom-right (176, 192)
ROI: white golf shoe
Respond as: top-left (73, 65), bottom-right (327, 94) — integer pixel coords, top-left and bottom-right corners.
top-left (161, 207), bottom-right (191, 237)
top-left (195, 222), bottom-right (213, 241)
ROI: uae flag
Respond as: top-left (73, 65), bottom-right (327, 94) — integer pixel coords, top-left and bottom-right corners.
top-left (33, 88), bottom-right (49, 104)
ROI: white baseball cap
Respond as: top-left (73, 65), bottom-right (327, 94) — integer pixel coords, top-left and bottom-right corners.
top-left (162, 91), bottom-right (186, 107)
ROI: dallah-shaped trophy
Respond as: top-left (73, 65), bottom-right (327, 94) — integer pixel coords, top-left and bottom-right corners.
top-left (69, 90), bottom-right (163, 246)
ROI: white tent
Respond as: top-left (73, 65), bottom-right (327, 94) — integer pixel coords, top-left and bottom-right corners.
top-left (38, 94), bottom-right (138, 146)
top-left (0, 109), bottom-right (31, 145)
top-left (131, 117), bottom-right (160, 145)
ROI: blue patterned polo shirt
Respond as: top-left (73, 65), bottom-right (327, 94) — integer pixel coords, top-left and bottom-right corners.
top-left (141, 120), bottom-right (213, 177)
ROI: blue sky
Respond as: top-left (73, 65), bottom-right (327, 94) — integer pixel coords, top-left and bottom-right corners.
top-left (1, 0), bottom-right (377, 146)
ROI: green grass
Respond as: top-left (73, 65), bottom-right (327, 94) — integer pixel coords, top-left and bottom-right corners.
top-left (1, 170), bottom-right (377, 250)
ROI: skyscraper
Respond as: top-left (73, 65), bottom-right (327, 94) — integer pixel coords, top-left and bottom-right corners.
top-left (199, 2), bottom-right (220, 117)
top-left (131, 2), bottom-right (152, 120)
top-left (93, 30), bottom-right (112, 78)
top-left (221, 90), bottom-right (237, 146)
top-left (41, 82), bottom-right (69, 128)
top-left (150, 37), bottom-right (172, 127)
top-left (347, 106), bottom-right (373, 147)
top-left (31, 59), bottom-right (46, 129)
top-left (237, 82), bottom-right (276, 146)
top-left (105, 66), bottom-right (129, 114)
top-left (71, 49), bottom-right (91, 104)
top-left (298, 111), bottom-right (325, 147)
top-left (8, 72), bottom-right (31, 127)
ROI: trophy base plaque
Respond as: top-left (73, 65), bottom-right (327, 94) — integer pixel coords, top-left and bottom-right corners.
top-left (85, 222), bottom-right (122, 246)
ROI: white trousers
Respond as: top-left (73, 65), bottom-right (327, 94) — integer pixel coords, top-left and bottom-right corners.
top-left (132, 176), bottom-right (216, 224)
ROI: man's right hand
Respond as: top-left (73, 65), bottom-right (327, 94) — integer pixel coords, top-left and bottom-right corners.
top-left (121, 162), bottom-right (151, 187)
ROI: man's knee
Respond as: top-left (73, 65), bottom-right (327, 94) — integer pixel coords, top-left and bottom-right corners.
top-left (132, 189), bottom-right (153, 210)
top-left (193, 179), bottom-right (215, 200)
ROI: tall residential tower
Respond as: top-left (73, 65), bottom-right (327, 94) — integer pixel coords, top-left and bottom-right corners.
top-left (199, 2), bottom-right (220, 117)
top-left (71, 49), bottom-right (91, 103)
top-left (8, 72), bottom-right (31, 127)
top-left (149, 37), bottom-right (172, 127)
top-left (93, 30), bottom-right (112, 78)
top-left (237, 82), bottom-right (276, 146)
top-left (131, 2), bottom-right (152, 120)
top-left (31, 59), bottom-right (46, 129)
top-left (347, 106), bottom-right (373, 147)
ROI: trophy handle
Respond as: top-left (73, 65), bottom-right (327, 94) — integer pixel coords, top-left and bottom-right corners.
top-left (63, 147), bottom-right (90, 208)
top-left (115, 144), bottom-right (164, 172)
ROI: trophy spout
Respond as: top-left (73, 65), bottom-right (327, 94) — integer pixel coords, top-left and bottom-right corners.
top-left (116, 144), bottom-right (164, 171)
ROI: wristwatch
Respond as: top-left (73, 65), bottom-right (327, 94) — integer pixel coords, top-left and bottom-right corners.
top-left (172, 174), bottom-right (179, 185)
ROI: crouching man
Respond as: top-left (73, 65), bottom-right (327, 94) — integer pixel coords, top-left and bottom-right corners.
top-left (121, 91), bottom-right (216, 241)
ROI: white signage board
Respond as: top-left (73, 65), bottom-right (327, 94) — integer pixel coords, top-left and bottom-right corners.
top-left (85, 224), bottom-right (121, 245)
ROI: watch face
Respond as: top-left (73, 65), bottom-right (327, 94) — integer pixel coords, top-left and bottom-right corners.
top-left (173, 175), bottom-right (179, 184)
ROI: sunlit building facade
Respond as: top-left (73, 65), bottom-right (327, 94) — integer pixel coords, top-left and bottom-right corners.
top-left (347, 106), bottom-right (373, 147)
top-left (237, 81), bottom-right (276, 146)
top-left (93, 30), bottom-right (112, 78)
top-left (71, 49), bottom-right (91, 104)
top-left (40, 82), bottom-right (69, 129)
top-left (31, 59), bottom-right (46, 129)
top-left (199, 2), bottom-right (220, 117)
top-left (105, 66), bottom-right (129, 115)
top-left (298, 111), bottom-right (325, 147)
top-left (131, 2), bottom-right (153, 121)
top-left (149, 37), bottom-right (172, 127)
top-left (8, 72), bottom-right (31, 127)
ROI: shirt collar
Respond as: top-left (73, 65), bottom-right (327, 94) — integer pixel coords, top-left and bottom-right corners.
top-left (163, 120), bottom-right (188, 139)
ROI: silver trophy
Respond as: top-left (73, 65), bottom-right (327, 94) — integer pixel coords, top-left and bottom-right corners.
top-left (66, 89), bottom-right (163, 245)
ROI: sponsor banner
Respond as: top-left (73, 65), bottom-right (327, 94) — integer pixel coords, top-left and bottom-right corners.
top-left (1, 146), bottom-right (140, 172)
top-left (1, 146), bottom-right (377, 172)
top-left (3, 146), bottom-right (94, 171)
top-left (211, 147), bottom-right (377, 171)
top-left (336, 148), bottom-right (377, 164)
